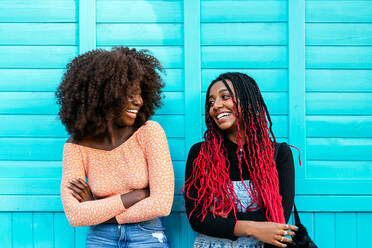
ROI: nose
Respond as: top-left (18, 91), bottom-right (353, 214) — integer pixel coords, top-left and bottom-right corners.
top-left (212, 97), bottom-right (223, 110)
top-left (132, 94), bottom-right (143, 106)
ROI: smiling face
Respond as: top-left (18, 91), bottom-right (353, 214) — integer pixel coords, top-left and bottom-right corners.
top-left (208, 79), bottom-right (241, 136)
top-left (114, 83), bottom-right (143, 128)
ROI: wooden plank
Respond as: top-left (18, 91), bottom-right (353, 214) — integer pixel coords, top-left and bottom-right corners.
top-left (164, 213), bottom-right (182, 248)
top-left (0, 46), bottom-right (77, 69)
top-left (306, 69), bottom-right (372, 92)
top-left (306, 93), bottom-right (372, 115)
top-left (202, 69), bottom-right (288, 92)
top-left (0, 114), bottom-right (184, 138)
top-left (296, 179), bottom-right (372, 195)
top-left (97, 24), bottom-right (183, 46)
top-left (201, 1), bottom-right (287, 22)
top-left (306, 47), bottom-right (372, 69)
top-left (54, 213), bottom-right (75, 248)
top-left (289, 0), bottom-right (306, 178)
top-left (201, 23), bottom-right (287, 45)
top-left (0, 137), bottom-right (185, 161)
top-left (0, 115), bottom-right (67, 137)
top-left (0, 161), bottom-right (62, 178)
top-left (98, 46), bottom-right (184, 69)
top-left (335, 213), bottom-right (357, 248)
top-left (306, 1), bottom-right (372, 23)
top-left (201, 46), bottom-right (288, 69)
top-left (184, 0), bottom-right (202, 155)
top-left (0, 69), bottom-right (64, 92)
top-left (307, 116), bottom-right (372, 138)
top-left (307, 138), bottom-right (372, 161)
top-left (0, 213), bottom-right (11, 248)
top-left (79, 0), bottom-right (96, 54)
top-left (0, 68), bottom-right (183, 92)
top-left (306, 23), bottom-right (372, 46)
top-left (314, 213), bottom-right (335, 248)
top-left (162, 69), bottom-right (184, 92)
top-left (2, 194), bottom-right (372, 212)
top-left (33, 213), bottom-right (54, 248)
top-left (96, 0), bottom-right (183, 23)
top-left (307, 161), bottom-right (372, 179)
top-left (357, 213), bottom-right (372, 248)
top-left (0, 23), bottom-right (77, 45)
top-left (0, 91), bottom-right (184, 115)
top-left (12, 212), bottom-right (33, 248)
top-left (75, 227), bottom-right (89, 248)
top-left (0, 0), bottom-right (76, 22)
top-left (202, 92), bottom-right (288, 115)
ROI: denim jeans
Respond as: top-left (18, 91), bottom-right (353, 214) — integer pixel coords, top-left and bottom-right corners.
top-left (193, 234), bottom-right (263, 248)
top-left (86, 218), bottom-right (170, 248)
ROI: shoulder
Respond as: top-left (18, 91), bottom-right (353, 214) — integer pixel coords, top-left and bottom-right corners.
top-left (275, 142), bottom-right (294, 170)
top-left (140, 120), bottom-right (165, 134)
top-left (278, 142), bottom-right (292, 157)
top-left (188, 142), bottom-right (203, 158)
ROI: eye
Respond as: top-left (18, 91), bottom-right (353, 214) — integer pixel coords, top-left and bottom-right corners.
top-left (208, 100), bottom-right (215, 107)
top-left (222, 94), bottom-right (231, 100)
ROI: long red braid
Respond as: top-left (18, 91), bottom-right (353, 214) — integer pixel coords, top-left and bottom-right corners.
top-left (183, 72), bottom-right (285, 223)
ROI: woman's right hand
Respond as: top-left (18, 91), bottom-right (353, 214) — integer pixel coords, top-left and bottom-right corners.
top-left (235, 221), bottom-right (297, 247)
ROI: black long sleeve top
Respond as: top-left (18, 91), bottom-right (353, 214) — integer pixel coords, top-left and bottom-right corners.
top-left (184, 139), bottom-right (295, 241)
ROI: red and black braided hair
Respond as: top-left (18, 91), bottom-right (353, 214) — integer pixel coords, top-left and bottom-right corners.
top-left (183, 72), bottom-right (285, 223)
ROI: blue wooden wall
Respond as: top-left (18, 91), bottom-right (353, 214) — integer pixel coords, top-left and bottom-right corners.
top-left (0, 0), bottom-right (371, 247)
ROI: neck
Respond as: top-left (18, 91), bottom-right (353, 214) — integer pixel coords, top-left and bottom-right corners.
top-left (107, 125), bottom-right (134, 146)
top-left (226, 129), bottom-right (246, 145)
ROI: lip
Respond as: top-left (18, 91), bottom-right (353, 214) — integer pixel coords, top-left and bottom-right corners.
top-left (125, 109), bottom-right (139, 119)
top-left (215, 111), bottom-right (232, 123)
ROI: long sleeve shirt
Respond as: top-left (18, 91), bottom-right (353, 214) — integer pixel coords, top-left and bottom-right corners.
top-left (184, 138), bottom-right (295, 240)
top-left (61, 121), bottom-right (174, 226)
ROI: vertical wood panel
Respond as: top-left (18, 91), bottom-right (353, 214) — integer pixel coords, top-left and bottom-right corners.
top-left (54, 213), bottom-right (75, 248)
top-left (33, 213), bottom-right (54, 248)
top-left (335, 213), bottom-right (357, 248)
top-left (75, 227), bottom-right (89, 248)
top-left (0, 213), bottom-right (12, 248)
top-left (357, 213), bottom-right (372, 248)
top-left (288, 0), bottom-right (306, 178)
top-left (12, 212), bottom-right (33, 248)
top-left (184, 0), bottom-right (202, 155)
top-left (314, 213), bottom-right (335, 248)
top-left (79, 0), bottom-right (96, 53)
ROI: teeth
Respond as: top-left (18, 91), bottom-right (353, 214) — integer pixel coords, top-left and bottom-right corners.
top-left (217, 113), bottom-right (230, 119)
top-left (127, 110), bottom-right (138, 113)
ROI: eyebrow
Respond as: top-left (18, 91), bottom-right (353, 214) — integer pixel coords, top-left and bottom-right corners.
top-left (208, 88), bottom-right (229, 99)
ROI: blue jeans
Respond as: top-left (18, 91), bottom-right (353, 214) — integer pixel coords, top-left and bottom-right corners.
top-left (86, 218), bottom-right (170, 248)
top-left (193, 234), bottom-right (263, 248)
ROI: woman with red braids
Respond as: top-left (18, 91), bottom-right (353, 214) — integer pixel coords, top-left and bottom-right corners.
top-left (184, 72), bottom-right (297, 248)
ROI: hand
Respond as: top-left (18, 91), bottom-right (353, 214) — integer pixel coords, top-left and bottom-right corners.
top-left (209, 205), bottom-right (228, 218)
top-left (250, 222), bottom-right (297, 247)
top-left (120, 188), bottom-right (150, 208)
top-left (68, 178), bottom-right (94, 202)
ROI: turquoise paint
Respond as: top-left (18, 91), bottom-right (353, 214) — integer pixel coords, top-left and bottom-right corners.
top-left (0, 0), bottom-right (371, 247)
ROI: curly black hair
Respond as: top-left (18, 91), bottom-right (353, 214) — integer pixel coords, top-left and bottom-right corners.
top-left (56, 46), bottom-right (164, 141)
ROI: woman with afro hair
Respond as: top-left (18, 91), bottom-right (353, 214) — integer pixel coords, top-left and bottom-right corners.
top-left (57, 47), bottom-right (174, 248)
top-left (183, 72), bottom-right (298, 248)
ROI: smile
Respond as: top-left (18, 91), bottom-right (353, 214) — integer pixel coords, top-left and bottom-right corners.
top-left (216, 112), bottom-right (231, 120)
top-left (126, 109), bottom-right (138, 118)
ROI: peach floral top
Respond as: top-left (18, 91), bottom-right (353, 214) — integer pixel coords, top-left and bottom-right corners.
top-left (60, 121), bottom-right (174, 227)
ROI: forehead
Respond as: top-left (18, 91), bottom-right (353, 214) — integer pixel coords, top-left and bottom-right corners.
top-left (209, 79), bottom-right (235, 97)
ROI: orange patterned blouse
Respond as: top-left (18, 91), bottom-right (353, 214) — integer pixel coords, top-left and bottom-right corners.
top-left (60, 121), bottom-right (174, 227)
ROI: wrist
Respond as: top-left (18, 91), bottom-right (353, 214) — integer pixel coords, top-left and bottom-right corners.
top-left (234, 220), bottom-right (255, 237)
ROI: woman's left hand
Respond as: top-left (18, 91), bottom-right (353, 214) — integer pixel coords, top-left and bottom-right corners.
top-left (68, 178), bottom-right (95, 202)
